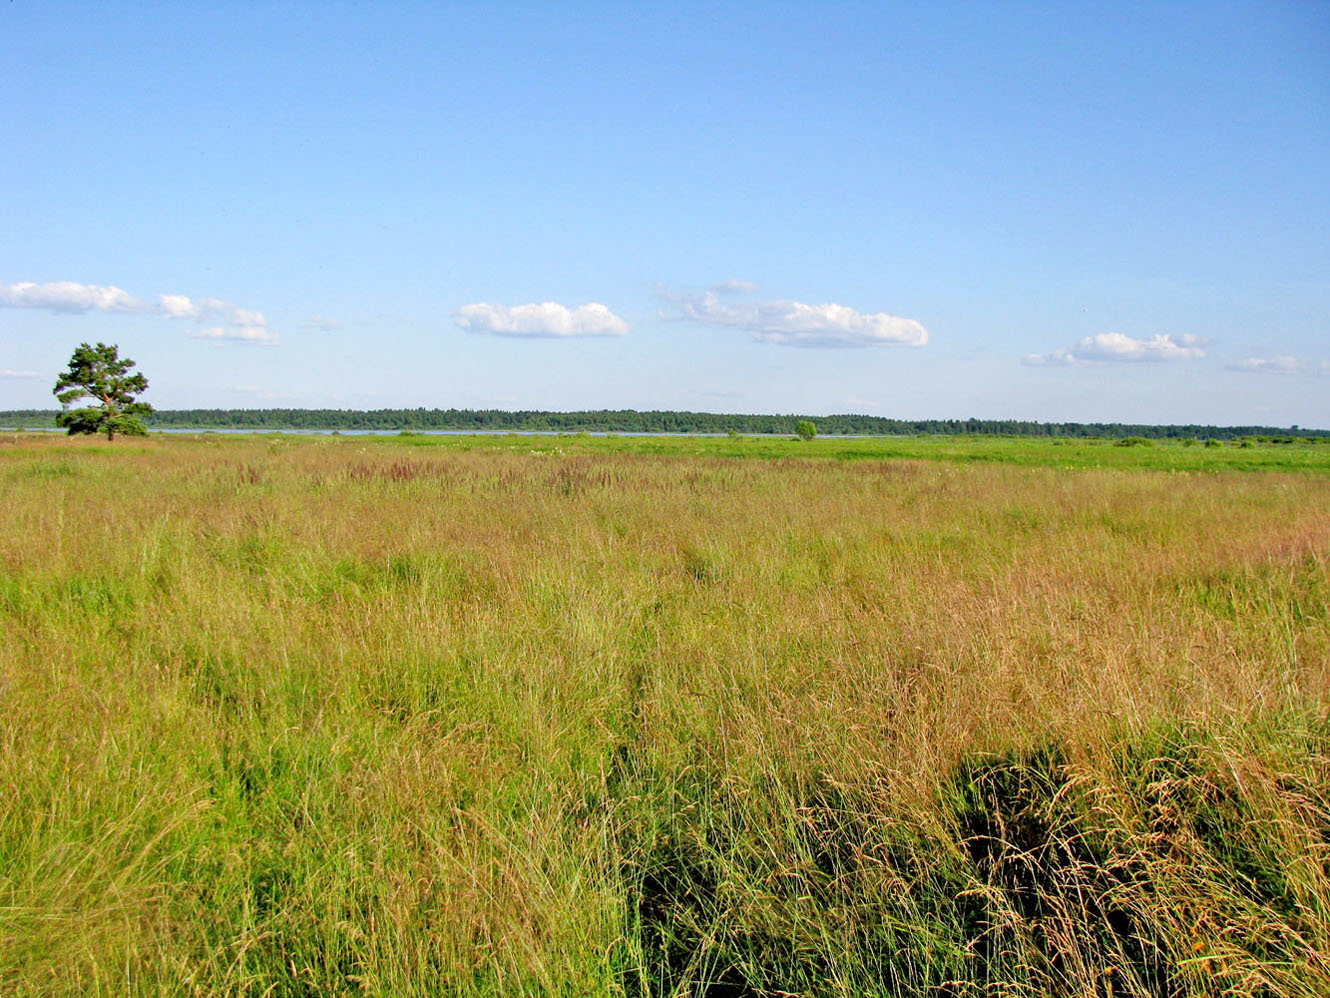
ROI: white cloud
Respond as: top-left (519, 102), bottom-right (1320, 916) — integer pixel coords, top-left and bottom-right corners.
top-left (1, 368), bottom-right (44, 380)
top-left (0, 281), bottom-right (145, 313)
top-left (191, 325), bottom-right (279, 345)
top-left (2, 279), bottom-right (275, 345)
top-left (454, 301), bottom-right (630, 338)
top-left (1225, 355), bottom-right (1306, 375)
top-left (157, 293), bottom-right (202, 319)
top-left (198, 298), bottom-right (266, 327)
top-left (1024, 332), bottom-right (1205, 366)
top-left (163, 295), bottom-right (266, 327)
top-left (304, 314), bottom-right (343, 332)
top-left (663, 286), bottom-right (927, 348)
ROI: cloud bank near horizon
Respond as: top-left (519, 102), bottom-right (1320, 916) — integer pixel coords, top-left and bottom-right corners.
top-left (1024, 332), bottom-right (1204, 366)
top-left (661, 284), bottom-right (928, 348)
top-left (454, 301), bottom-right (630, 338)
top-left (0, 280), bottom-right (277, 344)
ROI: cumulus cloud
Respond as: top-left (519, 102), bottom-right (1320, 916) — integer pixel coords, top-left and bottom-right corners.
top-left (157, 293), bottom-right (201, 319)
top-left (1024, 332), bottom-right (1205, 366)
top-left (1, 280), bottom-right (275, 344)
top-left (1225, 355), bottom-right (1306, 375)
top-left (454, 301), bottom-right (630, 338)
top-left (0, 281), bottom-right (145, 313)
top-left (160, 294), bottom-right (266, 327)
top-left (662, 285), bottom-right (927, 348)
top-left (1, 368), bottom-right (44, 380)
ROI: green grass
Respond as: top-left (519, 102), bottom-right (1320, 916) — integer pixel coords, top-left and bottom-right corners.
top-left (6, 429), bottom-right (1330, 472)
top-left (268, 429), bottom-right (1330, 472)
top-left (2, 433), bottom-right (1328, 995)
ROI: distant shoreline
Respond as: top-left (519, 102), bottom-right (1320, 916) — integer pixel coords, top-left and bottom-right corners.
top-left (1, 408), bottom-right (1324, 440)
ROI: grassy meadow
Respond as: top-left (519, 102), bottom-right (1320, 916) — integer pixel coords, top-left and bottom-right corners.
top-left (2, 431), bottom-right (1328, 996)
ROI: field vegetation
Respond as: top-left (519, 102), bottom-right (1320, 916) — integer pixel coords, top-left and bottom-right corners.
top-left (2, 432), bottom-right (1328, 996)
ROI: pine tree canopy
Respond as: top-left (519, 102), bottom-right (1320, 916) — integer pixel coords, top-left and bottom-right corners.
top-left (53, 342), bottom-right (153, 440)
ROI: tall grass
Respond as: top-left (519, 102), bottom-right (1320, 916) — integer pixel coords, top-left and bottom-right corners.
top-left (1, 434), bottom-right (1327, 996)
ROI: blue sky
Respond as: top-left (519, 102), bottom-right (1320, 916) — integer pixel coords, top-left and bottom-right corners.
top-left (3, 1), bottom-right (1328, 424)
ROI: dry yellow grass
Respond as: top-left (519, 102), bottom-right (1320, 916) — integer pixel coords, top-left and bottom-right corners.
top-left (1, 433), bottom-right (1327, 995)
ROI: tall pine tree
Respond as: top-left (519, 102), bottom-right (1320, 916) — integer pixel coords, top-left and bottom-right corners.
top-left (53, 342), bottom-right (153, 440)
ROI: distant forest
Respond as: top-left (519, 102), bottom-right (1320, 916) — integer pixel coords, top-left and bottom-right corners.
top-left (2, 408), bottom-right (1325, 440)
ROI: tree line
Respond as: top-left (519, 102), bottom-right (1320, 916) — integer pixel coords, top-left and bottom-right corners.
top-left (1, 406), bottom-right (1324, 440)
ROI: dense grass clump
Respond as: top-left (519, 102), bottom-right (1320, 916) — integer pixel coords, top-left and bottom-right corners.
top-left (1, 433), bottom-right (1327, 996)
